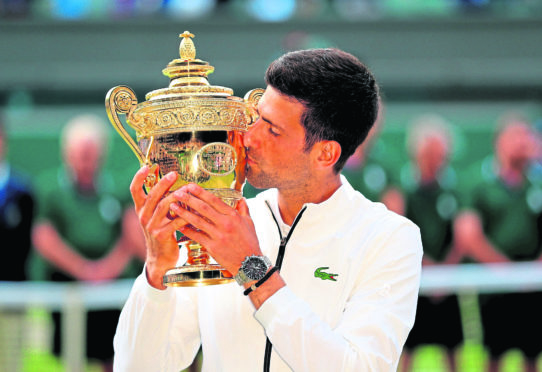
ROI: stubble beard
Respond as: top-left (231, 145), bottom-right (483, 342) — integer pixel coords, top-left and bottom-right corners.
top-left (246, 164), bottom-right (275, 190)
top-left (245, 147), bottom-right (313, 192)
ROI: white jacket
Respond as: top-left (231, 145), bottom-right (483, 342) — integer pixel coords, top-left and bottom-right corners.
top-left (113, 177), bottom-right (422, 372)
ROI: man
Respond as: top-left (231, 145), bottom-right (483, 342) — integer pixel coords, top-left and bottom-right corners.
top-left (114, 48), bottom-right (422, 372)
top-left (452, 115), bottom-right (542, 372)
top-left (32, 114), bottom-right (145, 372)
top-left (400, 114), bottom-right (463, 372)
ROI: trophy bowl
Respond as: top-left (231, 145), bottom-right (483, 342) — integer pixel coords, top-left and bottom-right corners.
top-left (105, 31), bottom-right (263, 287)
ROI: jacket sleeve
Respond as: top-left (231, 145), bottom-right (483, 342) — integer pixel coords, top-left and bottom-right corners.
top-left (254, 223), bottom-right (422, 372)
top-left (113, 273), bottom-right (201, 372)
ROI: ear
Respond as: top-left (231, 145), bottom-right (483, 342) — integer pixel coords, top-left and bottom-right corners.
top-left (314, 140), bottom-right (341, 170)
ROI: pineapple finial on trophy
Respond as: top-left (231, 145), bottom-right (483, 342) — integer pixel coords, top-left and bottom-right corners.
top-left (179, 31), bottom-right (196, 61)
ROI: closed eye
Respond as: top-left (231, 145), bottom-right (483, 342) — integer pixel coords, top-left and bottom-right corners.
top-left (268, 124), bottom-right (280, 136)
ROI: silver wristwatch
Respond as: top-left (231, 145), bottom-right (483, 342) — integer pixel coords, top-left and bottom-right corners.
top-left (234, 255), bottom-right (272, 285)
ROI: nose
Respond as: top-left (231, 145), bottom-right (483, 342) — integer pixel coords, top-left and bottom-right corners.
top-left (244, 117), bottom-right (262, 148)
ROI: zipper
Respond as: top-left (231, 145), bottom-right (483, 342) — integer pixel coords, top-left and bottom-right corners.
top-left (262, 200), bottom-right (307, 372)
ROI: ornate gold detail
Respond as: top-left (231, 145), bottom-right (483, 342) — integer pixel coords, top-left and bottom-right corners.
top-left (156, 110), bottom-right (177, 128)
top-left (132, 99), bottom-right (252, 136)
top-left (179, 31), bottom-right (196, 60)
top-left (244, 88), bottom-right (264, 104)
top-left (200, 109), bottom-right (218, 125)
top-left (114, 91), bottom-right (134, 112)
top-left (179, 108), bottom-right (196, 125)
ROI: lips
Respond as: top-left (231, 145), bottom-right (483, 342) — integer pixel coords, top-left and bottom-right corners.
top-left (245, 149), bottom-right (256, 166)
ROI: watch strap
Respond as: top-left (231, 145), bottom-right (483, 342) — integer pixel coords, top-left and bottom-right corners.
top-left (243, 266), bottom-right (278, 296)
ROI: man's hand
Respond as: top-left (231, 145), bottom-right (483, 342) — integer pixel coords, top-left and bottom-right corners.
top-left (130, 166), bottom-right (188, 290)
top-left (170, 183), bottom-right (261, 277)
top-left (452, 210), bottom-right (508, 263)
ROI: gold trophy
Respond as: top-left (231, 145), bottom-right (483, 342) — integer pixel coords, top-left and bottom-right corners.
top-left (105, 31), bottom-right (263, 287)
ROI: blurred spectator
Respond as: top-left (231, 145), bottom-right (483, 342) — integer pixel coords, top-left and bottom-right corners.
top-left (31, 114), bottom-right (145, 372)
top-left (0, 115), bottom-right (35, 279)
top-left (452, 113), bottom-right (542, 372)
top-left (400, 114), bottom-right (462, 372)
top-left (0, 113), bottom-right (35, 372)
top-left (342, 100), bottom-right (404, 214)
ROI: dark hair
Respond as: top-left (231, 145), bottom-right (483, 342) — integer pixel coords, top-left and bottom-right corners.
top-left (265, 48), bottom-right (379, 173)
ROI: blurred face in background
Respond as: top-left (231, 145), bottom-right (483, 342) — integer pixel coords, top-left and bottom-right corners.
top-left (496, 121), bottom-right (536, 173)
top-left (61, 114), bottom-right (108, 191)
top-left (63, 136), bottom-right (104, 190)
top-left (415, 134), bottom-right (449, 183)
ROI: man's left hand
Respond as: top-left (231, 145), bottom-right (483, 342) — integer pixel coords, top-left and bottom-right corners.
top-left (170, 183), bottom-right (261, 276)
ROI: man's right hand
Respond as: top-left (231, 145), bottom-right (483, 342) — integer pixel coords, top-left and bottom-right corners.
top-left (130, 166), bottom-right (188, 290)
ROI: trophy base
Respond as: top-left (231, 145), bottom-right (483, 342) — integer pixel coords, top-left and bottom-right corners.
top-left (163, 264), bottom-right (234, 287)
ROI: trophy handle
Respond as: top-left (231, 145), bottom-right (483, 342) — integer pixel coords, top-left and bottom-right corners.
top-left (244, 88), bottom-right (265, 126)
top-left (105, 85), bottom-right (147, 165)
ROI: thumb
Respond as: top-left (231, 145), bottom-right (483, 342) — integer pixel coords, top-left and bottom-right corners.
top-left (236, 198), bottom-right (251, 218)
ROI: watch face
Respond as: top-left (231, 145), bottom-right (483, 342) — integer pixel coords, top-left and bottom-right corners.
top-left (244, 257), bottom-right (268, 280)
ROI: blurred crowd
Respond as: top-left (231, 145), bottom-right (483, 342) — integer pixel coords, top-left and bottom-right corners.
top-left (2, 0), bottom-right (542, 22)
top-left (341, 107), bottom-right (542, 372)
top-left (0, 113), bottom-right (146, 371)
top-left (1, 104), bottom-right (542, 372)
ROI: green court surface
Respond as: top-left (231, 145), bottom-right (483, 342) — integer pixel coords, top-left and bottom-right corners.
top-left (20, 344), bottom-right (541, 372)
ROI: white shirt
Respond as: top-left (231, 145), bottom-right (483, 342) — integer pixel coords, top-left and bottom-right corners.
top-left (113, 177), bottom-right (423, 372)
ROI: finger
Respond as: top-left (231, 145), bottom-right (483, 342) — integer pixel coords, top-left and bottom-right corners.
top-left (130, 166), bottom-right (150, 212)
top-left (236, 198), bottom-right (251, 218)
top-left (166, 202), bottom-right (190, 228)
top-left (181, 183), bottom-right (234, 216)
top-left (140, 171), bottom-right (178, 223)
top-left (165, 212), bottom-right (191, 237)
top-left (173, 187), bottom-right (224, 227)
top-left (151, 191), bottom-right (185, 223)
top-left (170, 193), bottom-right (216, 234)
top-left (178, 225), bottom-right (211, 248)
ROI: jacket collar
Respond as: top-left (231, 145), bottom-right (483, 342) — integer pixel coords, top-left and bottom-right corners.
top-left (255, 175), bottom-right (360, 230)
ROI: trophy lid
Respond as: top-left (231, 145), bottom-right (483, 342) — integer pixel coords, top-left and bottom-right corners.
top-left (106, 31), bottom-right (261, 139)
top-left (145, 31), bottom-right (234, 101)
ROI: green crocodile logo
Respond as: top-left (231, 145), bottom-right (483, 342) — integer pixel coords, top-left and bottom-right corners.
top-left (314, 267), bottom-right (338, 281)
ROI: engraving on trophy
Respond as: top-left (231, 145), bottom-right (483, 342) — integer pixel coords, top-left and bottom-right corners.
top-left (198, 143), bottom-right (237, 177)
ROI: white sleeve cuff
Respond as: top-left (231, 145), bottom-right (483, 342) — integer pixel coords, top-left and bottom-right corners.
top-left (134, 266), bottom-right (174, 304)
top-left (254, 286), bottom-right (297, 330)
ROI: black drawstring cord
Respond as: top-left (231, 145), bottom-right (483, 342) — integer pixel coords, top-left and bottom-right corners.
top-left (262, 201), bottom-right (307, 372)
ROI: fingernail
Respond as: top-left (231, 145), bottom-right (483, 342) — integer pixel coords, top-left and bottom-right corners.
top-left (166, 172), bottom-right (177, 181)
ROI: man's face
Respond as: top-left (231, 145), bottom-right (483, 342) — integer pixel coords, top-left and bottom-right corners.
top-left (244, 86), bottom-right (314, 191)
top-left (416, 135), bottom-right (448, 181)
top-left (65, 138), bottom-right (103, 187)
top-left (496, 122), bottom-right (535, 172)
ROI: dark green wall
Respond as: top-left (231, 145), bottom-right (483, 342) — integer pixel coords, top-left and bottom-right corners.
top-left (1, 18), bottom-right (542, 100)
